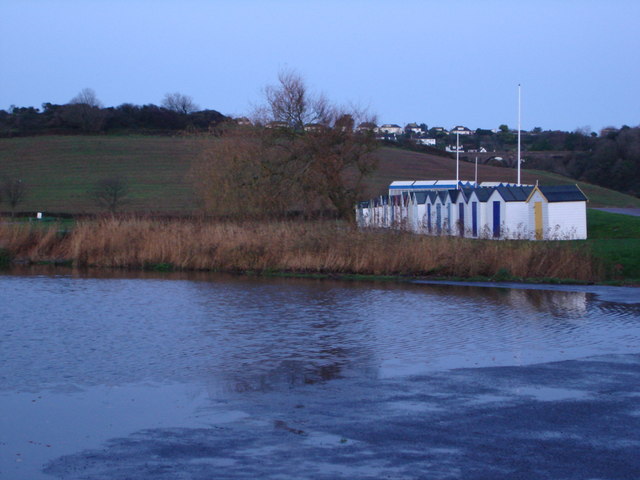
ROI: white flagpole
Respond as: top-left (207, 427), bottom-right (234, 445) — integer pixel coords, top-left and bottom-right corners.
top-left (475, 156), bottom-right (478, 185)
top-left (517, 84), bottom-right (521, 185)
top-left (456, 132), bottom-right (460, 189)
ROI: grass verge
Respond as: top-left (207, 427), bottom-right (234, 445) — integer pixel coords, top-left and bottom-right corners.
top-left (585, 209), bottom-right (640, 282)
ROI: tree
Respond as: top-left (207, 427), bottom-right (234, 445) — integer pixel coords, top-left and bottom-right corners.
top-left (2, 178), bottom-right (27, 217)
top-left (193, 71), bottom-right (378, 221)
top-left (263, 70), bottom-right (331, 130)
top-left (90, 176), bottom-right (130, 213)
top-left (66, 88), bottom-right (106, 132)
top-left (162, 92), bottom-right (199, 114)
top-left (70, 88), bottom-right (102, 108)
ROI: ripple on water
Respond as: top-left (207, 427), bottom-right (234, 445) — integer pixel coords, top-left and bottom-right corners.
top-left (0, 274), bottom-right (639, 393)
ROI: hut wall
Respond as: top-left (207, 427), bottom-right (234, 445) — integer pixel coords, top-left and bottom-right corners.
top-left (547, 202), bottom-right (587, 239)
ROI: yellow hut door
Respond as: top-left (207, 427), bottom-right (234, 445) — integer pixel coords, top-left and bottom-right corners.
top-left (534, 202), bottom-right (543, 240)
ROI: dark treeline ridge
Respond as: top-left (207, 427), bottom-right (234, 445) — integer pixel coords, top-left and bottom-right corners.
top-left (519, 126), bottom-right (640, 198)
top-left (0, 102), bottom-right (228, 136)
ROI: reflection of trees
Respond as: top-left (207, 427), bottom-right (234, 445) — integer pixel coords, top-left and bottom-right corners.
top-left (190, 278), bottom-right (380, 395)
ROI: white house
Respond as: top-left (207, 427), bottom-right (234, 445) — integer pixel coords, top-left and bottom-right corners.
top-left (451, 125), bottom-right (473, 135)
top-left (405, 123), bottom-right (423, 135)
top-left (377, 124), bottom-right (404, 135)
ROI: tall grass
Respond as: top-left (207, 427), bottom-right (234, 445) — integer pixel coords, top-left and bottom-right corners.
top-left (0, 217), bottom-right (600, 281)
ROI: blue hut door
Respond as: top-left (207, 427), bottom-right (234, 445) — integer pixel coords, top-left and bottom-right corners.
top-left (436, 204), bottom-right (442, 233)
top-left (492, 201), bottom-right (501, 238)
top-left (458, 203), bottom-right (465, 236)
top-left (472, 202), bottom-right (478, 237)
top-left (427, 204), bottom-right (432, 233)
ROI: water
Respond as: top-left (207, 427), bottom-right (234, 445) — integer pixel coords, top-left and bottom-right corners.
top-left (1, 269), bottom-right (639, 479)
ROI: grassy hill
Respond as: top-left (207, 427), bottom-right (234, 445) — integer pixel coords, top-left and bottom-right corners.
top-left (0, 136), bottom-right (638, 214)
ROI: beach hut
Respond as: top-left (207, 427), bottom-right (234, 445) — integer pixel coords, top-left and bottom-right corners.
top-left (410, 192), bottom-right (429, 233)
top-left (422, 191), bottom-right (438, 234)
top-left (483, 185), bottom-right (533, 239)
top-left (466, 187), bottom-right (494, 238)
top-left (450, 189), bottom-right (473, 237)
top-left (526, 185), bottom-right (588, 239)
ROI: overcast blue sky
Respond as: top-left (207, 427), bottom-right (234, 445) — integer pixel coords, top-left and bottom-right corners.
top-left (1, 0), bottom-right (638, 132)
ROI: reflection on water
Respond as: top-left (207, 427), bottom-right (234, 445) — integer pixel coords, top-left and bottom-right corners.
top-left (0, 269), bottom-right (639, 479)
top-left (1, 270), bottom-right (639, 395)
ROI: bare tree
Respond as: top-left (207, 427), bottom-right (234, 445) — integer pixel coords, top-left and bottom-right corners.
top-left (162, 92), bottom-right (199, 114)
top-left (264, 70), bottom-right (331, 130)
top-left (2, 178), bottom-right (27, 217)
top-left (70, 88), bottom-right (103, 108)
top-left (67, 88), bottom-right (106, 132)
top-left (90, 176), bottom-right (130, 213)
top-left (194, 71), bottom-right (378, 221)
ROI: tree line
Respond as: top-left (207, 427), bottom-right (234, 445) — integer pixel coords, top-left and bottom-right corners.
top-left (514, 126), bottom-right (640, 198)
top-left (0, 89), bottom-right (227, 136)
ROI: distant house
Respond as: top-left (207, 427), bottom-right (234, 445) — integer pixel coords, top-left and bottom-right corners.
top-left (265, 121), bottom-right (289, 129)
top-left (430, 127), bottom-right (448, 135)
top-left (416, 138), bottom-right (436, 146)
top-left (356, 122), bottom-right (377, 133)
top-left (451, 125), bottom-right (473, 135)
top-left (404, 123), bottom-right (423, 135)
top-left (234, 117), bottom-right (252, 126)
top-left (599, 127), bottom-right (619, 137)
top-left (377, 124), bottom-right (404, 135)
top-left (304, 123), bottom-right (325, 133)
top-left (466, 146), bottom-right (487, 153)
top-left (445, 144), bottom-right (464, 152)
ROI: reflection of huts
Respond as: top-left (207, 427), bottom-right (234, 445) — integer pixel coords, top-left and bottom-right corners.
top-left (357, 181), bottom-right (588, 240)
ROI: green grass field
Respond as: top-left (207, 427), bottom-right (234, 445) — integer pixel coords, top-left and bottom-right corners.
top-left (0, 135), bottom-right (205, 213)
top-left (1, 136), bottom-right (638, 214)
top-left (586, 209), bottom-right (640, 281)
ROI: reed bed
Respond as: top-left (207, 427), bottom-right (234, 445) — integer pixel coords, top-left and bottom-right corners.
top-left (0, 217), bottom-right (600, 282)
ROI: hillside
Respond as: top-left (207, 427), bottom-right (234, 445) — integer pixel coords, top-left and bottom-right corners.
top-left (367, 147), bottom-right (640, 208)
top-left (0, 136), bottom-right (638, 214)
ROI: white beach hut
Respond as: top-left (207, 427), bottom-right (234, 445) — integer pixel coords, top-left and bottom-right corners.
top-left (526, 185), bottom-right (588, 239)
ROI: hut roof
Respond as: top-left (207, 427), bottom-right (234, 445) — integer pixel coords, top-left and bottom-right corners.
top-left (469, 187), bottom-right (494, 202)
top-left (413, 192), bottom-right (429, 204)
top-left (537, 185), bottom-right (588, 202)
top-left (437, 191), bottom-right (449, 203)
top-left (495, 185), bottom-right (534, 202)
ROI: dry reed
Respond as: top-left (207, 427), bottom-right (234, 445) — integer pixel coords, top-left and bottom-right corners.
top-left (0, 217), bottom-right (600, 281)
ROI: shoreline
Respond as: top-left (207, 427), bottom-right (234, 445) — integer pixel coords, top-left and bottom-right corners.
top-left (3, 259), bottom-right (639, 290)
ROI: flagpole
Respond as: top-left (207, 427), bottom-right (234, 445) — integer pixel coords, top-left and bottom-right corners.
top-left (475, 156), bottom-right (478, 185)
top-left (456, 132), bottom-right (460, 189)
top-left (517, 84), bottom-right (521, 185)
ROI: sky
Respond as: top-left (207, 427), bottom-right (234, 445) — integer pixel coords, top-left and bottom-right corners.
top-left (1, 0), bottom-right (639, 132)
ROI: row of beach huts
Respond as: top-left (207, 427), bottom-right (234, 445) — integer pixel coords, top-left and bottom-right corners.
top-left (355, 180), bottom-right (588, 240)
